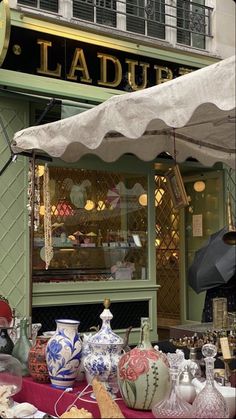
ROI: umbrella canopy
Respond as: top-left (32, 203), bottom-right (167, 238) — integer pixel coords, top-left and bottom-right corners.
top-left (11, 55), bottom-right (235, 168)
top-left (188, 227), bottom-right (236, 294)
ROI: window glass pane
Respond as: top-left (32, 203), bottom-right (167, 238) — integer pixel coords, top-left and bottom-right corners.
top-left (191, 1), bottom-right (205, 49)
top-left (177, 0), bottom-right (191, 45)
top-left (177, 0), bottom-right (205, 48)
top-left (73, 0), bottom-right (94, 22)
top-left (40, 0), bottom-right (58, 12)
top-left (33, 167), bottom-right (148, 283)
top-left (147, 0), bottom-right (165, 39)
top-left (96, 0), bottom-right (117, 27)
top-left (126, 0), bottom-right (145, 34)
top-left (18, 0), bottom-right (37, 6)
top-left (18, 0), bottom-right (58, 11)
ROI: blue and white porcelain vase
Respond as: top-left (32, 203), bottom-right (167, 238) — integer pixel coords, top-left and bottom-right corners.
top-left (83, 299), bottom-right (124, 397)
top-left (46, 319), bottom-right (82, 389)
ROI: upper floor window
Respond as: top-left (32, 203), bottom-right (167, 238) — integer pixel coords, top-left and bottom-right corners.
top-left (126, 0), bottom-right (165, 39)
top-left (72, 0), bottom-right (212, 47)
top-left (18, 0), bottom-right (58, 13)
top-left (73, 0), bottom-right (117, 27)
top-left (177, 0), bottom-right (207, 49)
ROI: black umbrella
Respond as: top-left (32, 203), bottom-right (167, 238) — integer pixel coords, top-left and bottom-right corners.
top-left (188, 227), bottom-right (236, 294)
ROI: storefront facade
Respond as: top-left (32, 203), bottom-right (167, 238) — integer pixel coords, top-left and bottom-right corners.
top-left (0, 0), bottom-right (235, 343)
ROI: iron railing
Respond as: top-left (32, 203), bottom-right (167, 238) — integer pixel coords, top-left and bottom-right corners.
top-left (18, 0), bottom-right (213, 49)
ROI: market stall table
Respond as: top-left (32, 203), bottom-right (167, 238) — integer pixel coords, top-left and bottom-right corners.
top-left (14, 377), bottom-right (155, 418)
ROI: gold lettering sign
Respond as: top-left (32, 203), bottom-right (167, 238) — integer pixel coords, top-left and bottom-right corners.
top-left (125, 59), bottom-right (150, 91)
top-left (154, 65), bottom-right (173, 84)
top-left (97, 53), bottom-right (122, 88)
top-left (37, 39), bottom-right (62, 77)
top-left (179, 67), bottom-right (193, 76)
top-left (30, 35), bottom-right (193, 89)
top-left (67, 48), bottom-right (92, 83)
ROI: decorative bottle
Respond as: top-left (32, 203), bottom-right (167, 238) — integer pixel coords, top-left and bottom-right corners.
top-left (118, 317), bottom-right (171, 410)
top-left (192, 343), bottom-right (229, 418)
top-left (177, 363), bottom-right (196, 404)
top-left (12, 318), bottom-right (32, 376)
top-left (152, 350), bottom-right (193, 418)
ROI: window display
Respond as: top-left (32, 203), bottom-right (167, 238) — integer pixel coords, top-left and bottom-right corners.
top-left (33, 166), bottom-right (148, 283)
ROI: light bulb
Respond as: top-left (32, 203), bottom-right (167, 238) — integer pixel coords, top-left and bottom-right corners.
top-left (139, 194), bottom-right (147, 206)
top-left (193, 180), bottom-right (205, 192)
top-left (85, 200), bottom-right (95, 211)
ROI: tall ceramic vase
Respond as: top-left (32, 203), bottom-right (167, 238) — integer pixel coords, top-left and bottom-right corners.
top-left (46, 319), bottom-right (82, 389)
top-left (117, 317), bottom-right (171, 410)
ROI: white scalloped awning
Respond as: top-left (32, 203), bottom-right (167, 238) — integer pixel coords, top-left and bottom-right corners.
top-left (12, 55), bottom-right (236, 168)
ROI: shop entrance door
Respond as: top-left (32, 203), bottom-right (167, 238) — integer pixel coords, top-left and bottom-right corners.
top-left (155, 167), bottom-right (225, 334)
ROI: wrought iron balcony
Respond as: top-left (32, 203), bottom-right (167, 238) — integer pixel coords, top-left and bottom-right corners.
top-left (17, 0), bottom-right (213, 49)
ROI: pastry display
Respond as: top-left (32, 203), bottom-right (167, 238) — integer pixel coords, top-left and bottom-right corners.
top-left (60, 406), bottom-right (93, 418)
top-left (92, 377), bottom-right (125, 418)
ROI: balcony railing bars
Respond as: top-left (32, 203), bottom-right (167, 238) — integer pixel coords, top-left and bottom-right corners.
top-left (17, 0), bottom-right (213, 48)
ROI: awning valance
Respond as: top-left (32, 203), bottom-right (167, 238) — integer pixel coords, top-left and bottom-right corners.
top-left (11, 55), bottom-right (236, 169)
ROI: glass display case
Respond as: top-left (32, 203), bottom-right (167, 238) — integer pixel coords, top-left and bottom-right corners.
top-left (32, 166), bottom-right (148, 283)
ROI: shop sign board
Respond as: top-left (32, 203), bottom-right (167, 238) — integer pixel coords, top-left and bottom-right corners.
top-left (1, 24), bottom-right (195, 92)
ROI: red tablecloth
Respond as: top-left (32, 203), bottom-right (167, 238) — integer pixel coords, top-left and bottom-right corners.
top-left (14, 377), bottom-right (155, 418)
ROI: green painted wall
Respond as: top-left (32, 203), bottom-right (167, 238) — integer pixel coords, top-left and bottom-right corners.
top-left (0, 96), bottom-right (30, 317)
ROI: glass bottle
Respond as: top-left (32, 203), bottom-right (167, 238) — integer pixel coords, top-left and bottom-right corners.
top-left (152, 351), bottom-right (193, 418)
top-left (12, 318), bottom-right (32, 376)
top-left (192, 343), bottom-right (229, 418)
top-left (189, 347), bottom-right (202, 378)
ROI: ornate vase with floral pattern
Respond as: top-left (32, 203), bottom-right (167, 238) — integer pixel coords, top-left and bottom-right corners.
top-left (28, 336), bottom-right (50, 383)
top-left (45, 319), bottom-right (82, 389)
top-left (117, 317), bottom-right (171, 410)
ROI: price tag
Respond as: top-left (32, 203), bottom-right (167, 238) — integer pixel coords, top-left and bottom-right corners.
top-left (220, 337), bottom-right (231, 359)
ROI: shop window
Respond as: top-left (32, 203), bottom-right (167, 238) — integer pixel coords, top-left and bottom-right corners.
top-left (33, 166), bottom-right (148, 283)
